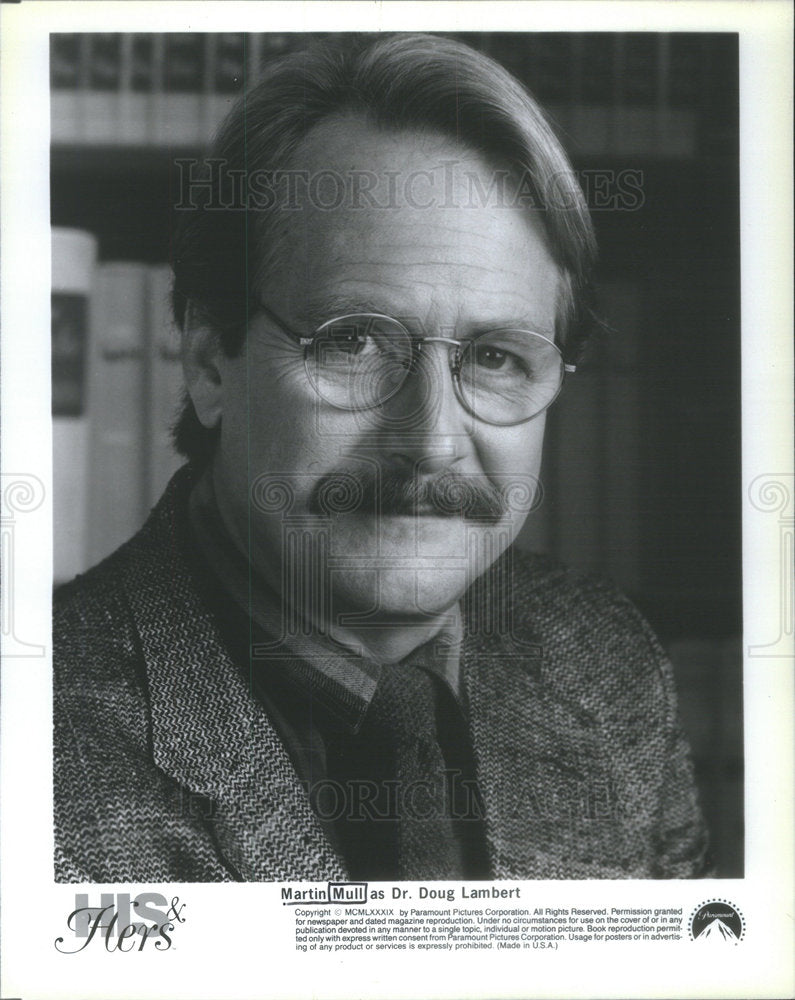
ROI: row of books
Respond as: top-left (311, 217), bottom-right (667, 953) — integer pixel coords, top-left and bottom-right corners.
top-left (52, 227), bottom-right (183, 584)
top-left (50, 33), bottom-right (295, 146)
top-left (49, 32), bottom-right (720, 156)
top-left (481, 31), bottom-right (727, 111)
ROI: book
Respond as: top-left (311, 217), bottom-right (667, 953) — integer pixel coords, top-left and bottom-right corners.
top-left (146, 266), bottom-right (184, 507)
top-left (245, 32), bottom-right (263, 88)
top-left (621, 33), bottom-right (658, 106)
top-left (150, 33), bottom-right (166, 144)
top-left (83, 33), bottom-right (122, 144)
top-left (155, 33), bottom-right (204, 145)
top-left (570, 34), bottom-right (614, 155)
top-left (50, 34), bottom-right (82, 144)
top-left (203, 33), bottom-right (246, 142)
top-left (525, 34), bottom-right (573, 105)
top-left (612, 34), bottom-right (656, 156)
top-left (119, 33), bottom-right (155, 144)
top-left (51, 227), bottom-right (98, 584)
top-left (85, 263), bottom-right (149, 568)
top-left (669, 33), bottom-right (708, 110)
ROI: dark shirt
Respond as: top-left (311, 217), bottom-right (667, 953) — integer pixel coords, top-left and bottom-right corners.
top-left (188, 471), bottom-right (489, 879)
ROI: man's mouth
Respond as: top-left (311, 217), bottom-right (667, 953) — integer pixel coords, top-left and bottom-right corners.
top-left (308, 469), bottom-right (509, 524)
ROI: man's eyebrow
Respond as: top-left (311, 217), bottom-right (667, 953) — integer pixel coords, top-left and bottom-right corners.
top-left (296, 294), bottom-right (555, 339)
top-left (466, 317), bottom-right (556, 339)
top-left (297, 293), bottom-right (389, 326)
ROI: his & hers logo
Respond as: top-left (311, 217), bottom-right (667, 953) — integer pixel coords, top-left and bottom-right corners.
top-left (54, 893), bottom-right (186, 953)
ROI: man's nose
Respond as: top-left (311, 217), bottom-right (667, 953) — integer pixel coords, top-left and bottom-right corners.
top-left (375, 341), bottom-right (469, 474)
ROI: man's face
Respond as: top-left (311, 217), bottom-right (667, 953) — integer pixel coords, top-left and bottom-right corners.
top-left (210, 117), bottom-right (561, 624)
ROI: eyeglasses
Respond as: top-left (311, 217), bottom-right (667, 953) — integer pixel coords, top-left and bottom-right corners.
top-left (257, 304), bottom-right (575, 426)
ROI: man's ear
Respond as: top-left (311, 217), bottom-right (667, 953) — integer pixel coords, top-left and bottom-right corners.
top-left (182, 301), bottom-right (225, 429)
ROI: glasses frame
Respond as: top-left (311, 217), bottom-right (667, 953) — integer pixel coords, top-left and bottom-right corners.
top-left (256, 302), bottom-right (576, 427)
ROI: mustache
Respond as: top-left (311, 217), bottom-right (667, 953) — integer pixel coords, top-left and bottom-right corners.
top-left (308, 469), bottom-right (509, 523)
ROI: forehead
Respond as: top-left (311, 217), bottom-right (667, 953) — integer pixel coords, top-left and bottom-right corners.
top-left (262, 115), bottom-right (561, 332)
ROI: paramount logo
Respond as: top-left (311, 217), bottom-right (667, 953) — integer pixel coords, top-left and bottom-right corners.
top-left (689, 900), bottom-right (744, 945)
top-left (281, 882), bottom-right (368, 905)
top-left (696, 918), bottom-right (740, 942)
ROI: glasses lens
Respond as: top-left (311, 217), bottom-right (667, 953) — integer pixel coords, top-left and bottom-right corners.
top-left (306, 315), bottom-right (412, 410)
top-left (457, 329), bottom-right (564, 424)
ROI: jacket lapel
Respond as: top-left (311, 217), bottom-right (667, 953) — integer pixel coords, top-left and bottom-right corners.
top-left (120, 474), bottom-right (347, 882)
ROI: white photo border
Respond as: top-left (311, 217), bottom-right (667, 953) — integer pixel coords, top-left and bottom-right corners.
top-left (1, 3), bottom-right (792, 999)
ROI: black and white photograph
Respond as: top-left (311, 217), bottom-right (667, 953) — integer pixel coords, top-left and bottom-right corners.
top-left (50, 28), bottom-right (741, 883)
top-left (1, 3), bottom-right (792, 999)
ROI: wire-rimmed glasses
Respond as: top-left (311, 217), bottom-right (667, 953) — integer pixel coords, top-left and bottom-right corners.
top-left (257, 305), bottom-right (575, 426)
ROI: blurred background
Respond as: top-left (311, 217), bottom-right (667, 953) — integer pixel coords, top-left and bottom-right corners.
top-left (50, 31), bottom-right (742, 875)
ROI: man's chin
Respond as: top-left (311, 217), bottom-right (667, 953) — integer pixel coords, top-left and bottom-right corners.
top-left (251, 514), bottom-right (516, 620)
top-left (325, 517), bottom-right (515, 618)
top-left (329, 565), bottom-right (471, 621)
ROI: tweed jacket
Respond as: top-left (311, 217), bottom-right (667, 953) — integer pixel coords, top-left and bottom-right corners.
top-left (54, 467), bottom-right (709, 882)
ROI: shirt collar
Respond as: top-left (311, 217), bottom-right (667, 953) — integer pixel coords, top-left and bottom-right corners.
top-left (188, 468), bottom-right (463, 734)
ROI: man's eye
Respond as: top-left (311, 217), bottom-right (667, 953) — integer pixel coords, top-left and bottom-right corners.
top-left (324, 326), bottom-right (370, 356)
top-left (474, 345), bottom-right (527, 375)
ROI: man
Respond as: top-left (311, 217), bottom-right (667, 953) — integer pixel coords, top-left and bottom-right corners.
top-left (54, 33), bottom-right (709, 882)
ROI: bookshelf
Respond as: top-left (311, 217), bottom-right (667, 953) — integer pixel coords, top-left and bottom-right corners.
top-left (50, 32), bottom-right (736, 158)
top-left (50, 31), bottom-right (742, 875)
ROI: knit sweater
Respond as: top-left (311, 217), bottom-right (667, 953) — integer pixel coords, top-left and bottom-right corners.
top-left (53, 466), bottom-right (710, 882)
